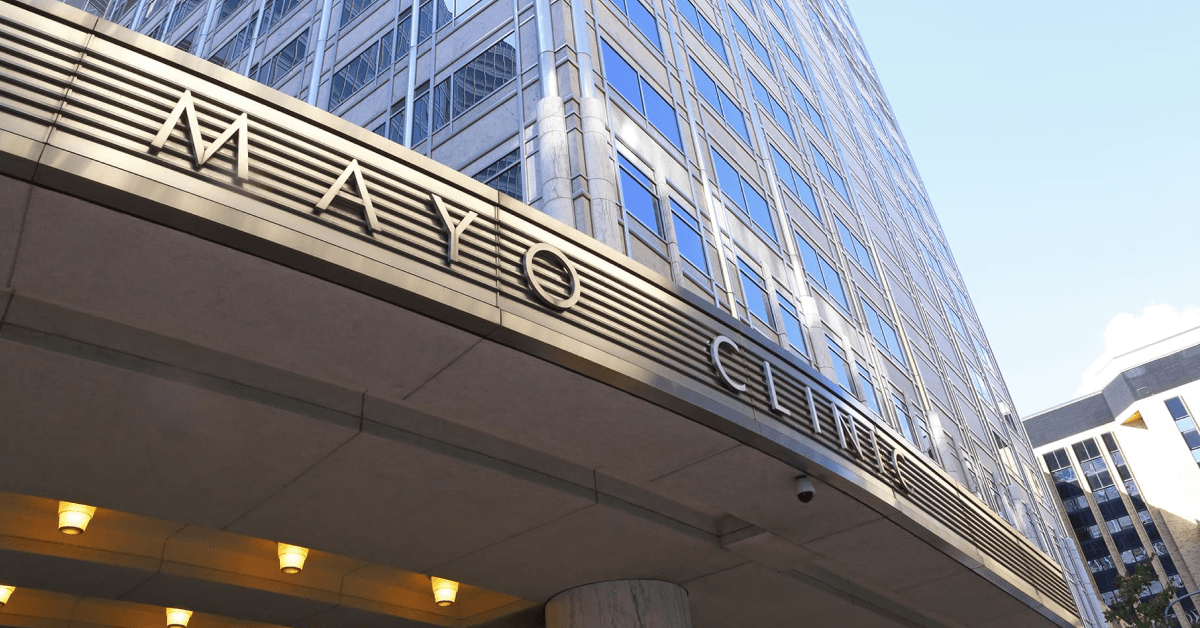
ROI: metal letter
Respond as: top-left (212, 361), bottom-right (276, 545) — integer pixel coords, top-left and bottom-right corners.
top-left (314, 159), bottom-right (381, 234)
top-left (863, 421), bottom-right (883, 474)
top-left (709, 336), bottom-right (746, 392)
top-left (833, 404), bottom-right (864, 459)
top-left (522, 243), bottom-right (582, 310)
top-left (431, 194), bottom-right (477, 266)
top-left (150, 90), bottom-right (249, 181)
top-left (762, 361), bottom-right (790, 416)
top-left (891, 449), bottom-right (912, 493)
top-left (805, 387), bottom-right (821, 434)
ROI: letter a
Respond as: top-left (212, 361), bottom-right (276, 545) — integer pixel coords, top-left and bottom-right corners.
top-left (315, 159), bottom-right (381, 234)
top-left (150, 90), bottom-right (249, 181)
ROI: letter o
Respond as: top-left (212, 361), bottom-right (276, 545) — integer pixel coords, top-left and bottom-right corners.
top-left (523, 243), bottom-right (582, 311)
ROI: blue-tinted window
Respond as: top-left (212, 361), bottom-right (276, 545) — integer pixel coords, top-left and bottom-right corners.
top-left (675, 0), bottom-right (726, 62)
top-left (431, 34), bottom-right (518, 132)
top-left (175, 25), bottom-right (199, 53)
top-left (826, 336), bottom-right (854, 393)
top-left (922, 242), bottom-right (949, 284)
top-left (670, 200), bottom-right (707, 273)
top-left (329, 30), bottom-right (394, 110)
top-left (612, 0), bottom-right (661, 50)
top-left (795, 233), bottom-right (848, 310)
top-left (791, 82), bottom-right (827, 138)
top-left (690, 60), bottom-right (749, 143)
top-left (341, 0), bottom-right (378, 25)
top-left (473, 149), bottom-right (522, 201)
top-left (411, 82), bottom-right (430, 143)
top-left (771, 24), bottom-right (807, 81)
top-left (207, 19), bottom-right (254, 68)
top-left (260, 0), bottom-right (302, 31)
top-left (737, 259), bottom-right (773, 330)
top-left (395, 8), bottom-right (412, 58)
top-left (770, 145), bottom-right (819, 216)
top-left (1167, 397), bottom-right (1200, 469)
top-left (708, 149), bottom-right (776, 242)
top-left (618, 155), bottom-right (661, 235)
top-left (810, 143), bottom-right (849, 200)
top-left (730, 10), bottom-right (772, 70)
top-left (835, 216), bottom-right (877, 280)
top-left (164, 0), bottom-right (202, 34)
top-left (860, 298), bottom-right (905, 365)
top-left (255, 29), bottom-right (309, 85)
top-left (601, 40), bottom-right (684, 151)
top-left (748, 73), bottom-right (795, 142)
top-left (776, 293), bottom-right (806, 355)
top-left (942, 298), bottom-right (966, 338)
top-left (215, 0), bottom-right (249, 26)
top-left (387, 99), bottom-right (405, 144)
top-left (892, 394), bottom-right (916, 444)
top-left (857, 364), bottom-right (881, 415)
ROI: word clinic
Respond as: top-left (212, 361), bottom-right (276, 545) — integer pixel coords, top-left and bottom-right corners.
top-left (148, 90), bottom-right (582, 311)
top-left (709, 335), bottom-right (913, 493)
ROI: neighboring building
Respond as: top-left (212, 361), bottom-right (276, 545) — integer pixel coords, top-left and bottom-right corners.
top-left (1026, 330), bottom-right (1200, 627)
top-left (0, 0), bottom-right (1099, 626)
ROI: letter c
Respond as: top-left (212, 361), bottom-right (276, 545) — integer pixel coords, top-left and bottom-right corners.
top-left (710, 335), bottom-right (746, 392)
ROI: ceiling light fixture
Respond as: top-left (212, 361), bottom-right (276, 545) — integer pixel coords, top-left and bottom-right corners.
top-left (166, 608), bottom-right (192, 628)
top-left (430, 576), bottom-right (459, 607)
top-left (277, 543), bottom-right (309, 574)
top-left (58, 502), bottom-right (96, 535)
top-left (0, 585), bottom-right (14, 606)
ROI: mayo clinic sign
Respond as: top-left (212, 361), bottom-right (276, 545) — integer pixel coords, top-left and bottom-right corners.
top-left (149, 89), bottom-right (914, 494)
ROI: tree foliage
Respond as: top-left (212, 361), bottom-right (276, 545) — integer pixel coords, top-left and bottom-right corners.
top-left (1103, 563), bottom-right (1175, 628)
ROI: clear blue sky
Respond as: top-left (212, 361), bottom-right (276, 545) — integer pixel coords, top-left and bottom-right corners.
top-left (845, 0), bottom-right (1200, 415)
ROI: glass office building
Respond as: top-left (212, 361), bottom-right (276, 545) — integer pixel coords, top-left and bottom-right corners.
top-left (0, 0), bottom-right (1103, 625)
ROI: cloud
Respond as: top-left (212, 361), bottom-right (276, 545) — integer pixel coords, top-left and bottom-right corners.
top-left (1078, 304), bottom-right (1200, 394)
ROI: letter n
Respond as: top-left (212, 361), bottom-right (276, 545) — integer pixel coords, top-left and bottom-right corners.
top-left (150, 90), bottom-right (249, 181)
top-left (314, 159), bottom-right (381, 234)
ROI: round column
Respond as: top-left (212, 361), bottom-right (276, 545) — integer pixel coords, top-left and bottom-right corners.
top-left (546, 580), bottom-right (692, 628)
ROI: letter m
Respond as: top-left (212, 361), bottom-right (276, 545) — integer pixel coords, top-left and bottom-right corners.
top-left (150, 90), bottom-right (249, 181)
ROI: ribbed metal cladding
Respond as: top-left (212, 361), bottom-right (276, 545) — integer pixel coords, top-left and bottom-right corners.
top-left (0, 0), bottom-right (1076, 617)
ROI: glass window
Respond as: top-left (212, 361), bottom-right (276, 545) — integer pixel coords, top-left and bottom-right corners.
top-left (892, 394), bottom-right (915, 444)
top-left (857, 364), bottom-right (880, 415)
top-left (826, 336), bottom-right (854, 393)
top-left (968, 364), bottom-right (993, 406)
top-left (215, 0), bottom-right (249, 26)
top-left (174, 25), bottom-right (199, 53)
top-left (795, 233), bottom-right (849, 310)
top-left (255, 29), bottom-right (309, 86)
top-left (810, 143), bottom-right (848, 200)
top-left (690, 60), bottom-right (749, 143)
top-left (834, 216), bottom-right (877, 280)
top-left (611, 0), bottom-right (661, 49)
top-left (1166, 397), bottom-right (1200, 468)
top-left (776, 292), bottom-right (806, 356)
top-left (340, 0), bottom-right (378, 25)
top-left (708, 149), bottom-right (776, 242)
top-left (860, 297), bottom-right (905, 365)
top-left (411, 82), bottom-right (430, 143)
top-left (261, 0), bottom-right (302, 32)
top-left (771, 25), bottom-right (807, 81)
top-left (675, 0), bottom-right (726, 62)
top-left (670, 199), bottom-right (707, 273)
top-left (730, 10), bottom-right (772, 71)
top-left (472, 149), bottom-right (522, 201)
top-left (748, 72), bottom-right (794, 142)
top-left (328, 30), bottom-right (394, 110)
top-left (601, 40), bottom-right (684, 151)
top-left (207, 19), bottom-right (254, 68)
top-left (942, 297), bottom-right (967, 338)
top-left (431, 34), bottom-right (518, 132)
top-left (387, 98), bottom-right (406, 144)
top-left (737, 259), bottom-right (773, 331)
top-left (164, 0), bottom-right (202, 34)
top-left (770, 145), bottom-right (818, 215)
top-left (617, 154), bottom-right (661, 235)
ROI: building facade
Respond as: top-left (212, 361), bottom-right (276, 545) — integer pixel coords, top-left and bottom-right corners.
top-left (1026, 330), bottom-right (1200, 627)
top-left (0, 0), bottom-right (1101, 626)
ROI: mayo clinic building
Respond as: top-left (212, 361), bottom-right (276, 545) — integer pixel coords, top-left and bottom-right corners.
top-left (0, 0), bottom-right (1105, 626)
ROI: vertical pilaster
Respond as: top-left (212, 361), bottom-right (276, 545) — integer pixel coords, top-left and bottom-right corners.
top-left (546, 580), bottom-right (692, 628)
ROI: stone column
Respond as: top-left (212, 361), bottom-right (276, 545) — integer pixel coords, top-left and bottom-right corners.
top-left (535, 95), bottom-right (576, 227)
top-left (545, 580), bottom-right (692, 628)
top-left (579, 97), bottom-right (621, 250)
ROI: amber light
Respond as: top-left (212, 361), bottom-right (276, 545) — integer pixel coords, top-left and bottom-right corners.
top-left (166, 608), bottom-right (192, 628)
top-left (277, 543), bottom-right (309, 574)
top-left (0, 585), bottom-right (15, 606)
top-left (430, 577), bottom-right (458, 607)
top-left (58, 502), bottom-right (96, 535)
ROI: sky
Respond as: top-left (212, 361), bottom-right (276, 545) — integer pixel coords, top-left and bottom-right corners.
top-left (844, 0), bottom-right (1200, 416)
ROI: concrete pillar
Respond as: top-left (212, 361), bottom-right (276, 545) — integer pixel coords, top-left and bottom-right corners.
top-left (535, 96), bottom-right (575, 227)
top-left (546, 580), bottom-right (691, 628)
top-left (579, 97), bottom-right (621, 250)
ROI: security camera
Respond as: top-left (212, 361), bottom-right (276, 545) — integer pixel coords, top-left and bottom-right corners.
top-left (794, 475), bottom-right (815, 503)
